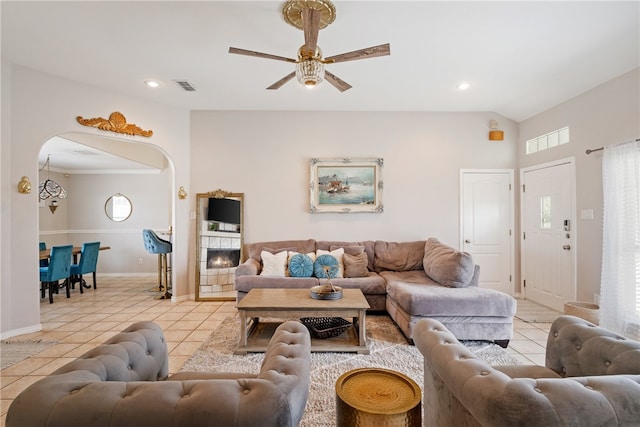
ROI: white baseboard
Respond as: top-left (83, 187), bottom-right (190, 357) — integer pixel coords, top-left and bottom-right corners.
top-left (1, 323), bottom-right (43, 340)
top-left (98, 273), bottom-right (156, 278)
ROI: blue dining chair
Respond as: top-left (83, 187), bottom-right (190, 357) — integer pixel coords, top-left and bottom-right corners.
top-left (40, 244), bottom-right (73, 304)
top-left (142, 229), bottom-right (172, 299)
top-left (70, 241), bottom-right (101, 293)
top-left (39, 242), bottom-right (49, 268)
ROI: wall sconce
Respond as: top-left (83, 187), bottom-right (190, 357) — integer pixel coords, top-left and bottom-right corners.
top-left (49, 200), bottom-right (58, 214)
top-left (489, 120), bottom-right (504, 141)
top-left (178, 186), bottom-right (188, 200)
top-left (17, 176), bottom-right (32, 194)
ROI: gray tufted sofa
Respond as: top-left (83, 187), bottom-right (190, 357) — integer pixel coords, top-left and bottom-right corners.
top-left (414, 315), bottom-right (640, 426)
top-left (7, 320), bottom-right (311, 427)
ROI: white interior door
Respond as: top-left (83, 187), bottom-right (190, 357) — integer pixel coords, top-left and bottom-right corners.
top-left (521, 159), bottom-right (576, 311)
top-left (461, 170), bottom-right (514, 295)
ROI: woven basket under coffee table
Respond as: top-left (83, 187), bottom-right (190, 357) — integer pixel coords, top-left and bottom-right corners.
top-left (335, 368), bottom-right (421, 427)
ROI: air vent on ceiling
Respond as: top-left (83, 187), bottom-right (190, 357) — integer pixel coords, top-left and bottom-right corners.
top-left (174, 80), bottom-right (197, 92)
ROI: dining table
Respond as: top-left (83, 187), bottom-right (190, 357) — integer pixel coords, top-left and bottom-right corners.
top-left (39, 245), bottom-right (111, 288)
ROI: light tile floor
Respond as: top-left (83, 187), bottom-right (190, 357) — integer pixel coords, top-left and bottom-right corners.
top-left (1, 276), bottom-right (554, 426)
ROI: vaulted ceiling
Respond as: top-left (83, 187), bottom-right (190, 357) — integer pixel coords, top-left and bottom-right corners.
top-left (3, 1), bottom-right (638, 170)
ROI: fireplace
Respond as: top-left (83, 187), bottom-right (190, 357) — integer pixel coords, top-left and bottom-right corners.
top-left (207, 249), bottom-right (241, 269)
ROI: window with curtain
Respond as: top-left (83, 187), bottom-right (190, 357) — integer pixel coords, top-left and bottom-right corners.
top-left (600, 139), bottom-right (640, 340)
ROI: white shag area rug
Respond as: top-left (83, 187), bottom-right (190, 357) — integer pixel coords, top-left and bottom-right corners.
top-left (180, 315), bottom-right (520, 427)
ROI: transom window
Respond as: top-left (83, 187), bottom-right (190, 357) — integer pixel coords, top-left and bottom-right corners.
top-left (526, 127), bottom-right (570, 154)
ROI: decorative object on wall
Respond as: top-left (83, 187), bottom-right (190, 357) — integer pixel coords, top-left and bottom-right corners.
top-left (38, 155), bottom-right (68, 201)
top-left (489, 120), bottom-right (504, 141)
top-left (178, 186), bottom-right (188, 199)
top-left (17, 176), bottom-right (32, 194)
top-left (228, 0), bottom-right (390, 92)
top-left (104, 193), bottom-right (133, 222)
top-left (76, 111), bottom-right (153, 137)
top-left (209, 188), bottom-right (233, 199)
top-left (48, 200), bottom-right (58, 214)
top-left (309, 157), bottom-right (383, 213)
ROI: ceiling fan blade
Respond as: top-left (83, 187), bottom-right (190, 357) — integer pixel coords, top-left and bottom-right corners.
top-left (302, 8), bottom-right (321, 54)
top-left (324, 70), bottom-right (352, 92)
top-left (229, 47), bottom-right (296, 63)
top-left (324, 43), bottom-right (391, 64)
top-left (267, 72), bottom-right (296, 90)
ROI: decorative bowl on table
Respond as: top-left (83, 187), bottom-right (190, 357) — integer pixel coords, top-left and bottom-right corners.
top-left (310, 284), bottom-right (343, 300)
top-left (310, 255), bottom-right (343, 299)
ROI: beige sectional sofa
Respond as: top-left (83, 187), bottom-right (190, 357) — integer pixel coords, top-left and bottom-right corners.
top-left (236, 237), bottom-right (517, 346)
top-left (7, 320), bottom-right (311, 427)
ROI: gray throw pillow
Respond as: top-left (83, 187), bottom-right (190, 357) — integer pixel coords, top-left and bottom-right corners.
top-left (422, 238), bottom-right (475, 288)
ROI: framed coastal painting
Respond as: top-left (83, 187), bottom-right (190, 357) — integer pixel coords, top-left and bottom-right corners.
top-left (309, 157), bottom-right (383, 213)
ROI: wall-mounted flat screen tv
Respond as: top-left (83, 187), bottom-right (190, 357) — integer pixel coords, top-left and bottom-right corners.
top-left (207, 198), bottom-right (240, 224)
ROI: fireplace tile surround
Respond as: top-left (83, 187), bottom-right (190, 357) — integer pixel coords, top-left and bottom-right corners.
top-left (199, 229), bottom-right (241, 295)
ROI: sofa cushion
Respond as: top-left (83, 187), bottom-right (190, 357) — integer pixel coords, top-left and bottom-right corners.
top-left (317, 240), bottom-right (376, 271)
top-left (288, 253), bottom-right (314, 278)
top-left (260, 250), bottom-right (288, 276)
top-left (235, 275), bottom-right (319, 293)
top-left (422, 238), bottom-right (475, 288)
top-left (374, 240), bottom-right (426, 272)
top-left (331, 245), bottom-right (364, 255)
top-left (382, 270), bottom-right (516, 317)
top-left (331, 272), bottom-right (387, 295)
top-left (247, 239), bottom-right (316, 262)
top-left (314, 254), bottom-right (340, 279)
top-left (343, 252), bottom-right (369, 278)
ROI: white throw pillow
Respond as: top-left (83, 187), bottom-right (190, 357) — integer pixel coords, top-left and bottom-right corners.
top-left (316, 248), bottom-right (344, 278)
top-left (260, 250), bottom-right (288, 276)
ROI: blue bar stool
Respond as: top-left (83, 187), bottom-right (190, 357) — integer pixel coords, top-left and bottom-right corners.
top-left (142, 229), bottom-right (172, 299)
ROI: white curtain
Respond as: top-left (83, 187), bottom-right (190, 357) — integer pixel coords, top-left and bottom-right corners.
top-left (600, 139), bottom-right (640, 340)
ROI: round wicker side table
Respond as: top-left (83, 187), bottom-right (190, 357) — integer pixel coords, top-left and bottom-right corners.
top-left (335, 368), bottom-right (421, 427)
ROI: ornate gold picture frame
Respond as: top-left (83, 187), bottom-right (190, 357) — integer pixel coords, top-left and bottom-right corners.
top-left (309, 157), bottom-right (383, 213)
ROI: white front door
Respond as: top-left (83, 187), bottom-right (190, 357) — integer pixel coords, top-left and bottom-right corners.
top-left (460, 170), bottom-right (514, 295)
top-left (521, 159), bottom-right (576, 311)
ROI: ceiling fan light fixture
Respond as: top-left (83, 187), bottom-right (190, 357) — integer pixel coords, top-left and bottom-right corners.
top-left (296, 59), bottom-right (324, 88)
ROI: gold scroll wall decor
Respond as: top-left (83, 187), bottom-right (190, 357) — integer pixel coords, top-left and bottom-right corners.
top-left (76, 111), bottom-right (153, 137)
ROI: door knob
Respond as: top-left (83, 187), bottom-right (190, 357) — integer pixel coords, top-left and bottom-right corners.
top-left (465, 239), bottom-right (471, 244)
top-left (562, 245), bottom-right (571, 250)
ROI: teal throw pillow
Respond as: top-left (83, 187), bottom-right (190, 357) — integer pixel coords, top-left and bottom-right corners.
top-left (314, 254), bottom-right (339, 279)
top-left (288, 253), bottom-right (314, 277)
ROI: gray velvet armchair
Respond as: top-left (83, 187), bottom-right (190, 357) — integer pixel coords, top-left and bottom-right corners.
top-left (414, 315), bottom-right (640, 426)
top-left (7, 320), bottom-right (311, 427)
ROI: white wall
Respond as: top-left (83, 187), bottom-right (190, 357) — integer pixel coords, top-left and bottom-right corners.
top-left (39, 170), bottom-right (171, 274)
top-left (189, 110), bottom-right (518, 282)
top-left (1, 65), bottom-right (190, 338)
top-left (518, 68), bottom-right (640, 303)
top-left (7, 63), bottom-right (634, 338)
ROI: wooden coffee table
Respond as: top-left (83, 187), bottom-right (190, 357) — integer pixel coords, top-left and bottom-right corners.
top-left (235, 288), bottom-right (370, 355)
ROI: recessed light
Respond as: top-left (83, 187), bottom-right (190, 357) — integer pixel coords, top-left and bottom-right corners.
top-left (144, 80), bottom-right (161, 88)
top-left (456, 82), bottom-right (471, 90)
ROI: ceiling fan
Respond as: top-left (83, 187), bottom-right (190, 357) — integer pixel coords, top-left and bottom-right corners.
top-left (228, 0), bottom-right (390, 92)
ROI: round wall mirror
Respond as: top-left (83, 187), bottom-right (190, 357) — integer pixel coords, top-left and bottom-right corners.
top-left (105, 193), bottom-right (132, 222)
